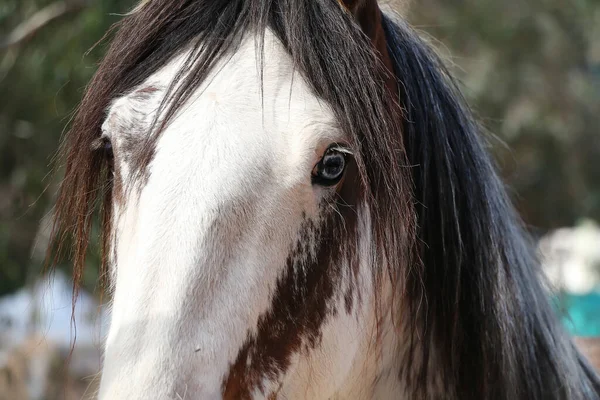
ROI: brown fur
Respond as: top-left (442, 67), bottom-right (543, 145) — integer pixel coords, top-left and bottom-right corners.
top-left (222, 164), bottom-right (362, 397)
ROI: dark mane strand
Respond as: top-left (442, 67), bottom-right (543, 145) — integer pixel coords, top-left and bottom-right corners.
top-left (382, 15), bottom-right (600, 400)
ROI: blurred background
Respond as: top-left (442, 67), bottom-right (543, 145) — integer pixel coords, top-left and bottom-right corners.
top-left (0, 0), bottom-right (599, 398)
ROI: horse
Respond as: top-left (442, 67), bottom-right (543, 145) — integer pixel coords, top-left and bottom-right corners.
top-left (47, 0), bottom-right (600, 398)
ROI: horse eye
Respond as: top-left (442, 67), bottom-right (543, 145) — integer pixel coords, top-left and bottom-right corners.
top-left (102, 138), bottom-right (114, 167)
top-left (312, 146), bottom-right (348, 186)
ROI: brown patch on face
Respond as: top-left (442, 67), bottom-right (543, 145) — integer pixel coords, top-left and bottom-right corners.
top-left (267, 382), bottom-right (283, 400)
top-left (221, 160), bottom-right (363, 399)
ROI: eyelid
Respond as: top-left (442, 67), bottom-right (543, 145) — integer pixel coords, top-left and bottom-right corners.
top-left (90, 134), bottom-right (112, 152)
top-left (327, 143), bottom-right (353, 156)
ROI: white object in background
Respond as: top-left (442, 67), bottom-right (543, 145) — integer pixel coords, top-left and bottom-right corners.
top-left (0, 271), bottom-right (108, 359)
top-left (539, 220), bottom-right (600, 295)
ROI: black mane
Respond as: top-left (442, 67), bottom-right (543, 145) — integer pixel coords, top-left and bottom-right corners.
top-left (49, 1), bottom-right (600, 399)
top-left (382, 15), bottom-right (600, 399)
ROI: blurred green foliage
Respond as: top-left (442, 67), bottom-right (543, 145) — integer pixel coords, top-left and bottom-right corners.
top-left (0, 0), bottom-right (135, 295)
top-left (408, 0), bottom-right (600, 230)
top-left (0, 0), bottom-right (599, 296)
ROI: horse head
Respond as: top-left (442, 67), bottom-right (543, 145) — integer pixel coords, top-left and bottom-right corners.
top-left (49, 0), bottom-right (600, 398)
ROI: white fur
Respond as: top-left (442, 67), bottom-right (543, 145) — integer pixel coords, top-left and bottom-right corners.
top-left (98, 31), bottom-right (399, 399)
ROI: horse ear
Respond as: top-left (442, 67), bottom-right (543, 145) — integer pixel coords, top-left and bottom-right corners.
top-left (338, 0), bottom-right (397, 94)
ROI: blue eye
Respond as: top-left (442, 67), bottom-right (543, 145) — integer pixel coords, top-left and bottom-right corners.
top-left (312, 146), bottom-right (348, 186)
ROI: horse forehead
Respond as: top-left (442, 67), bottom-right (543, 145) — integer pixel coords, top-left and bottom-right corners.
top-left (155, 31), bottom-right (335, 141)
top-left (105, 31), bottom-right (340, 186)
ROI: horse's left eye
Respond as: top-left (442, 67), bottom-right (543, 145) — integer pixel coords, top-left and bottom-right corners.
top-left (102, 137), bottom-right (114, 168)
top-left (312, 147), bottom-right (348, 186)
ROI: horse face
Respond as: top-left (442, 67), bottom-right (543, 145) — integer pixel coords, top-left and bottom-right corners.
top-left (98, 32), bottom-right (377, 399)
